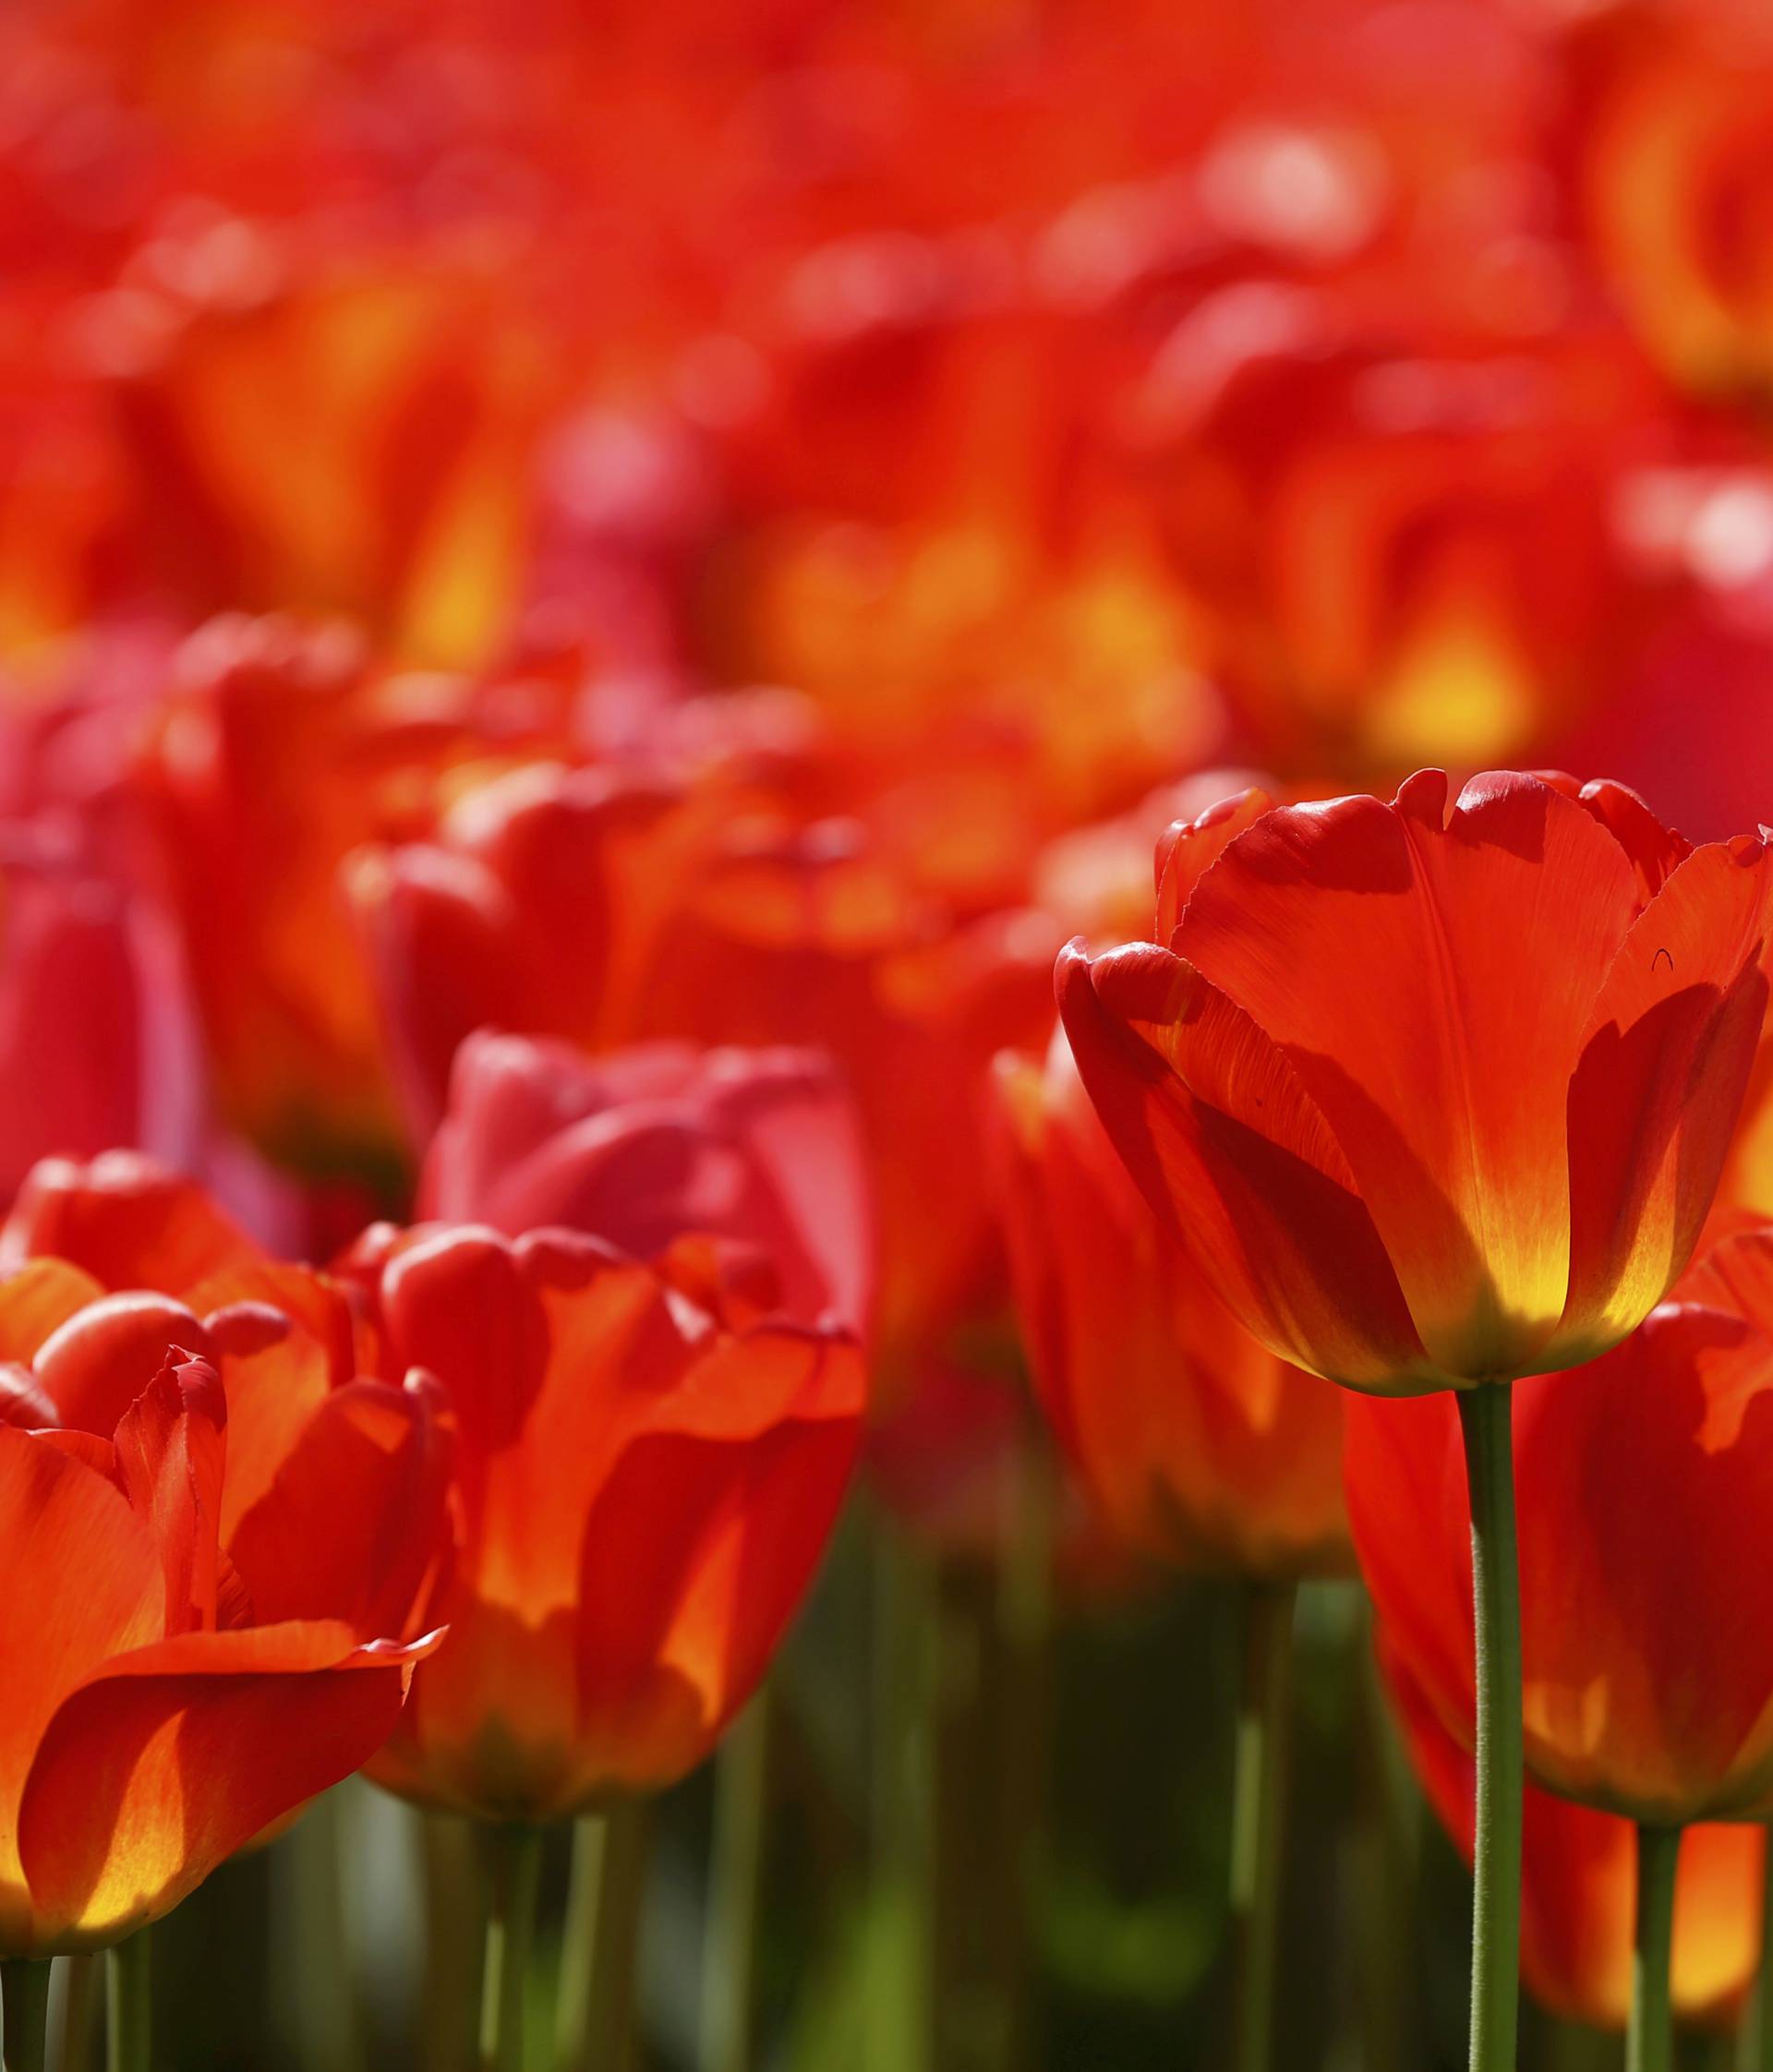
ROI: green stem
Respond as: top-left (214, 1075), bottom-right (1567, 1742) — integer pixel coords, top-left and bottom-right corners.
top-left (59, 1953), bottom-right (100, 2072)
top-left (423, 1813), bottom-right (483, 2072)
top-left (997, 1429), bottom-right (1056, 2072)
top-left (1748, 1831), bottom-right (1773, 2072)
top-left (1230, 1580), bottom-right (1297, 2072)
top-left (698, 1694), bottom-right (771, 2072)
top-left (104, 1933), bottom-right (150, 2072)
top-left (1628, 1825), bottom-right (1682, 2072)
top-left (869, 1519), bottom-right (935, 2072)
top-left (1456, 1384), bottom-right (1523, 2072)
top-left (277, 1790), bottom-right (368, 2072)
top-left (554, 1804), bottom-right (650, 2072)
top-left (478, 1826), bottom-right (545, 2072)
top-left (3, 1960), bottom-right (51, 2072)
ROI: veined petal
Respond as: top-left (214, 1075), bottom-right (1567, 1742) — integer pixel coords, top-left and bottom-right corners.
top-left (1556, 835), bottom-right (1773, 1367)
top-left (571, 1363), bottom-right (862, 1797)
top-left (113, 1355), bottom-right (228, 1637)
top-left (1153, 787), bottom-right (1274, 946)
top-left (226, 1373), bottom-right (452, 1640)
top-left (18, 1621), bottom-right (437, 1951)
top-left (1056, 938), bottom-right (1432, 1391)
top-left (0, 1430), bottom-right (161, 1957)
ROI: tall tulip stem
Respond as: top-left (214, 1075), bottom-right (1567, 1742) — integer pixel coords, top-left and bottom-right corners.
top-left (555, 1804), bottom-right (650, 2072)
top-left (1230, 1579), bottom-right (1297, 2072)
top-left (104, 1933), bottom-right (150, 2072)
top-left (479, 1825), bottom-right (544, 2072)
top-left (1456, 1383), bottom-right (1523, 2072)
top-left (1629, 1825), bottom-right (1682, 2072)
top-left (698, 1693), bottom-right (771, 2072)
top-left (3, 1959), bottom-right (51, 2072)
top-left (61, 1952), bottom-right (101, 2072)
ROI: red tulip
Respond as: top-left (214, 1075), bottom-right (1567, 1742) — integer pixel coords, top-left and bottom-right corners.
top-left (345, 762), bottom-right (724, 1144)
top-left (417, 1030), bottom-right (874, 1334)
top-left (1381, 1637), bottom-right (1763, 2030)
top-left (335, 1221), bottom-right (864, 1818)
top-left (1058, 769), bottom-right (1773, 1394)
top-left (1346, 1225), bottom-right (1773, 1824)
top-left (0, 1240), bottom-right (446, 1954)
top-left (989, 1030), bottom-right (1346, 1575)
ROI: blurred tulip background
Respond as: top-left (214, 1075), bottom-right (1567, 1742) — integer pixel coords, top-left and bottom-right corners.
top-left (9, 0), bottom-right (1773, 2068)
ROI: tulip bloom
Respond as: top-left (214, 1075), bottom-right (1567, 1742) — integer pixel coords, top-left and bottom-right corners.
top-left (1347, 1231), bottom-right (1773, 1827)
top-left (417, 1030), bottom-right (874, 1334)
top-left (335, 1221), bottom-right (864, 1819)
top-left (0, 1250), bottom-right (446, 1956)
top-left (989, 1029), bottom-right (1346, 1576)
top-left (1059, 770), bottom-right (1772, 1396)
top-left (1381, 1640), bottom-right (1764, 2032)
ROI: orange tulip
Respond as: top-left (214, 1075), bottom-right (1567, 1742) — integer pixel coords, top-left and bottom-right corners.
top-left (1380, 1637), bottom-right (1763, 2031)
top-left (1347, 1224), bottom-right (1773, 1824)
top-left (1058, 769), bottom-right (1773, 1395)
top-left (989, 1029), bottom-right (1346, 1575)
top-left (0, 1229), bottom-right (446, 1954)
top-left (334, 1222), bottom-right (864, 1818)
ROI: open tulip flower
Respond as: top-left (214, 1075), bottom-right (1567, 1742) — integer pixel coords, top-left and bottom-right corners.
top-left (1057, 768), bottom-right (1772, 1396)
top-left (333, 1219), bottom-right (865, 1820)
top-left (1380, 1638), bottom-right (1764, 2034)
top-left (0, 1235), bottom-right (447, 1960)
top-left (1058, 767), bottom-right (1773, 2070)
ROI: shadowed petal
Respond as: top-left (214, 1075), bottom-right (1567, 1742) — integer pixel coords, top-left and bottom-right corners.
top-left (0, 1429), bottom-right (161, 1955)
top-left (1557, 836), bottom-right (1773, 1366)
top-left (17, 1621), bottom-right (438, 1950)
top-left (1056, 937), bottom-right (1431, 1391)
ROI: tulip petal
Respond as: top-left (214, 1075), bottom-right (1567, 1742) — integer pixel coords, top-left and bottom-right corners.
top-left (1, 1155), bottom-right (259, 1295)
top-left (18, 1622), bottom-right (433, 1949)
top-left (1153, 787), bottom-right (1273, 946)
top-left (113, 1355), bottom-right (228, 1636)
top-left (1056, 937), bottom-right (1432, 1391)
top-left (0, 1261), bottom-right (106, 1366)
top-left (1176, 769), bottom-right (1641, 1375)
top-left (1557, 836), bottom-right (1773, 1365)
top-left (991, 1040), bottom-right (1348, 1573)
top-left (573, 1341), bottom-right (863, 1792)
top-left (376, 1226), bottom-right (552, 1458)
top-left (0, 1430), bottom-right (161, 1954)
top-left (32, 1294), bottom-right (208, 1438)
top-left (226, 1374), bottom-right (452, 1638)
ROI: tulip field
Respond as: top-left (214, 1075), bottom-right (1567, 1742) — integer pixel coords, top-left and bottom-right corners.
top-left (10, 2), bottom-right (1773, 2069)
